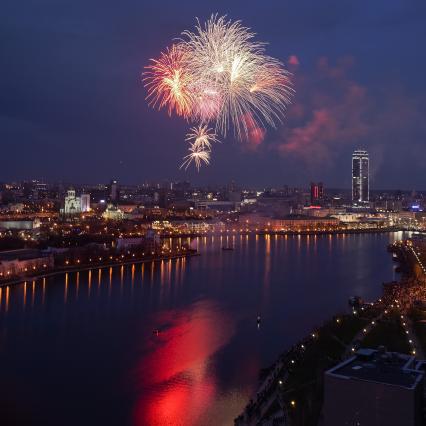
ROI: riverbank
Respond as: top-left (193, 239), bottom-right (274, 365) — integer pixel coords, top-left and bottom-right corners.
top-left (255, 226), bottom-right (401, 236)
top-left (160, 226), bottom-right (403, 238)
top-left (0, 252), bottom-right (199, 288)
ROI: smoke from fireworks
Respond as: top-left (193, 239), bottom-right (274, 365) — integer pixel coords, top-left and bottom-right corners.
top-left (143, 14), bottom-right (294, 170)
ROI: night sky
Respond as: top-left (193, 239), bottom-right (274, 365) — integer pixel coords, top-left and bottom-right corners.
top-left (2, 0), bottom-right (426, 189)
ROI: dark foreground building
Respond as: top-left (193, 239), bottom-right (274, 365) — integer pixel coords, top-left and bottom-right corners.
top-left (324, 348), bottom-right (424, 426)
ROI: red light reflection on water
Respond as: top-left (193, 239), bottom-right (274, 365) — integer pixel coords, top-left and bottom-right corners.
top-left (133, 300), bottom-right (235, 426)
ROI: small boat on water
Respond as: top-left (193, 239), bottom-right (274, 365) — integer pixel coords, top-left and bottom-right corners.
top-left (222, 246), bottom-right (234, 251)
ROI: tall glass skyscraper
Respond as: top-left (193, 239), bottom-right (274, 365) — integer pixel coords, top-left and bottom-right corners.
top-left (352, 149), bottom-right (369, 203)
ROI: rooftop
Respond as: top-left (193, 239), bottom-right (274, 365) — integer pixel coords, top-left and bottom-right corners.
top-left (326, 348), bottom-right (424, 389)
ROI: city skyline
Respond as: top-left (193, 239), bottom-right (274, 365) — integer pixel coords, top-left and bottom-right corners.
top-left (1, 1), bottom-right (426, 187)
top-left (2, 177), bottom-right (426, 193)
top-left (1, 145), bottom-right (424, 193)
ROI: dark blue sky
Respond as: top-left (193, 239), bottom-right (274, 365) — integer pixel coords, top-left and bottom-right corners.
top-left (1, 0), bottom-right (426, 189)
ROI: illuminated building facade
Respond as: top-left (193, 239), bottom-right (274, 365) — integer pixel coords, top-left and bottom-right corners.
top-left (63, 189), bottom-right (81, 215)
top-left (109, 180), bottom-right (119, 202)
top-left (80, 193), bottom-right (91, 212)
top-left (102, 204), bottom-right (124, 220)
top-left (310, 182), bottom-right (324, 206)
top-left (0, 249), bottom-right (54, 278)
top-left (352, 149), bottom-right (369, 204)
top-left (61, 189), bottom-right (90, 215)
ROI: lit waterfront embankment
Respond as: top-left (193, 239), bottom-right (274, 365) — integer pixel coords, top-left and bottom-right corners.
top-left (159, 226), bottom-right (402, 238)
top-left (0, 251), bottom-right (199, 288)
top-left (254, 226), bottom-right (401, 236)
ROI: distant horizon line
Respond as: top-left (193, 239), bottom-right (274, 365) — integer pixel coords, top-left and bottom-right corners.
top-left (0, 179), bottom-right (425, 193)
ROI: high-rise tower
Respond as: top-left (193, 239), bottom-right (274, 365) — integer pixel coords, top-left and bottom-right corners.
top-left (310, 182), bottom-right (324, 206)
top-left (352, 149), bottom-right (369, 203)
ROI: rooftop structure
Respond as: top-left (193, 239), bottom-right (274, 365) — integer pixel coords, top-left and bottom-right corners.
top-left (324, 348), bottom-right (425, 426)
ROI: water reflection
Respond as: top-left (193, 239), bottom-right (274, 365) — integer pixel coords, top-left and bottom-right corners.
top-left (23, 282), bottom-right (27, 311)
top-left (31, 281), bottom-right (35, 308)
top-left (88, 269), bottom-right (92, 297)
top-left (261, 235), bottom-right (271, 310)
top-left (42, 278), bottom-right (46, 305)
top-left (98, 268), bottom-right (102, 292)
top-left (64, 273), bottom-right (69, 303)
top-left (133, 300), bottom-right (235, 426)
top-left (76, 272), bottom-right (80, 300)
top-left (108, 267), bottom-right (112, 298)
top-left (0, 233), bottom-right (408, 317)
top-left (5, 286), bottom-right (9, 313)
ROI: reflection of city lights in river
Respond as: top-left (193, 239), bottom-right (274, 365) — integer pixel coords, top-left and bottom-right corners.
top-left (133, 300), bottom-right (235, 426)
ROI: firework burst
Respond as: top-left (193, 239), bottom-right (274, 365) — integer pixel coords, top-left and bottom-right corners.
top-left (143, 44), bottom-right (194, 118)
top-left (180, 144), bottom-right (211, 171)
top-left (143, 14), bottom-right (294, 170)
top-left (185, 124), bottom-right (220, 151)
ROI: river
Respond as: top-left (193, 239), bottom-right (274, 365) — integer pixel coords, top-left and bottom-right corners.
top-left (0, 232), bottom-right (406, 425)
